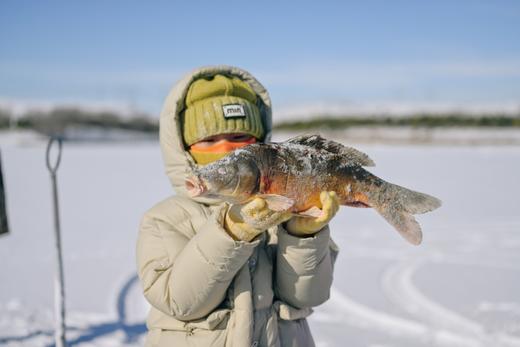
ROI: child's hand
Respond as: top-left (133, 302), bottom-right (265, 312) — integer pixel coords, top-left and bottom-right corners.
top-left (285, 191), bottom-right (339, 237)
top-left (224, 198), bottom-right (292, 241)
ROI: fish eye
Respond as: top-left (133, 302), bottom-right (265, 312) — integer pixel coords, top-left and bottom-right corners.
top-left (214, 163), bottom-right (237, 181)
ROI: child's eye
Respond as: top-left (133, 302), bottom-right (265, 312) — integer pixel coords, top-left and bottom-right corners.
top-left (231, 135), bottom-right (251, 142)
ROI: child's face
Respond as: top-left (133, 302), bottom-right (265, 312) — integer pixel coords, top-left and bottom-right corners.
top-left (191, 133), bottom-right (256, 151)
top-left (189, 133), bottom-right (257, 165)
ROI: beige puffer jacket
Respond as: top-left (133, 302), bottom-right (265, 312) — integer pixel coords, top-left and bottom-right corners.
top-left (136, 65), bottom-right (339, 347)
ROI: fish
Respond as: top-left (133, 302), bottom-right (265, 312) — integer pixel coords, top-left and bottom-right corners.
top-left (185, 134), bottom-right (441, 245)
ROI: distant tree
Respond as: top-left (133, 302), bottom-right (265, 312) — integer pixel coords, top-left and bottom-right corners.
top-left (0, 109), bottom-right (11, 129)
top-left (16, 107), bottom-right (158, 136)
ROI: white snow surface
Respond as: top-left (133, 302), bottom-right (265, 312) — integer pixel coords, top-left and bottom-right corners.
top-left (1, 134), bottom-right (519, 346)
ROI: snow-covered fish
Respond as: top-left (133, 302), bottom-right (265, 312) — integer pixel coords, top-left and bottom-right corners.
top-left (185, 135), bottom-right (441, 245)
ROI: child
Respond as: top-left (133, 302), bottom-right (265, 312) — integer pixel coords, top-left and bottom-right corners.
top-left (137, 65), bottom-right (339, 347)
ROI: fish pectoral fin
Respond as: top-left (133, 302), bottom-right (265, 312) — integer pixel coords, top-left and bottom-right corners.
top-left (296, 206), bottom-right (323, 218)
top-left (258, 194), bottom-right (295, 211)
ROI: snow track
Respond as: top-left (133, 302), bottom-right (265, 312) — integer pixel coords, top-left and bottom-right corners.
top-left (381, 259), bottom-right (520, 346)
top-left (329, 286), bottom-right (484, 346)
top-left (327, 281), bottom-right (520, 347)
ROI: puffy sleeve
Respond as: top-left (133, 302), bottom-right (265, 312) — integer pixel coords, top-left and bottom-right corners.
top-left (274, 226), bottom-right (339, 309)
top-left (136, 197), bottom-right (258, 321)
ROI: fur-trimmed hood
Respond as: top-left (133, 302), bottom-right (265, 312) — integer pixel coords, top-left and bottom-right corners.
top-left (159, 65), bottom-right (273, 204)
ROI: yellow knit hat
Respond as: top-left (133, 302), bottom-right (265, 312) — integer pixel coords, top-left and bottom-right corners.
top-left (182, 74), bottom-right (265, 146)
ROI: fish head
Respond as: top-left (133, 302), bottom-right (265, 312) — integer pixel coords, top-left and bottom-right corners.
top-left (185, 150), bottom-right (260, 203)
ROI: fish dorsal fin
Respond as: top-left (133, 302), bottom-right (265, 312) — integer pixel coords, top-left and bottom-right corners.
top-left (286, 134), bottom-right (375, 167)
top-left (257, 194), bottom-right (295, 211)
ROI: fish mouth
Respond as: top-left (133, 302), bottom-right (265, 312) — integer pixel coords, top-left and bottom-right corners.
top-left (185, 176), bottom-right (206, 197)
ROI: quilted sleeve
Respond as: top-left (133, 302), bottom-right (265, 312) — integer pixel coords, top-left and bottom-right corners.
top-left (136, 197), bottom-right (258, 321)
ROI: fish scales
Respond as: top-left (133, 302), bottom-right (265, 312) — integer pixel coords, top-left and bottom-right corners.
top-left (185, 135), bottom-right (441, 245)
top-left (252, 143), bottom-right (382, 211)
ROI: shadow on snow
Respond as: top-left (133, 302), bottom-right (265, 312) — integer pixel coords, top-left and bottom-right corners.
top-left (0, 274), bottom-right (146, 346)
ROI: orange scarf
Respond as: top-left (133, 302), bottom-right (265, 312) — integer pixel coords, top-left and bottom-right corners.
top-left (189, 137), bottom-right (256, 165)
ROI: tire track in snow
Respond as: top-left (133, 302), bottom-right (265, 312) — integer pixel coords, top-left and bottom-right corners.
top-left (381, 259), bottom-right (520, 347)
top-left (328, 287), bottom-right (489, 347)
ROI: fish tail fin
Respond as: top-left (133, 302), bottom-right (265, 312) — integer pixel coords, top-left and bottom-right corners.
top-left (394, 184), bottom-right (443, 215)
top-left (371, 183), bottom-right (442, 245)
top-left (376, 206), bottom-right (423, 245)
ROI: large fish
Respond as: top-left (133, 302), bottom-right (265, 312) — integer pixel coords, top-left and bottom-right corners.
top-left (185, 135), bottom-right (441, 245)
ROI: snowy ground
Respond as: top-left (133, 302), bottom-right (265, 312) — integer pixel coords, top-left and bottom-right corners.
top-left (1, 133), bottom-right (519, 347)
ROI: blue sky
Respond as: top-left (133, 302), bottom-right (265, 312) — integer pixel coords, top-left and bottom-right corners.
top-left (1, 1), bottom-right (520, 117)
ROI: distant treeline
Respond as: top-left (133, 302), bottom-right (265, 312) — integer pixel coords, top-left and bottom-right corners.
top-left (1, 108), bottom-right (520, 136)
top-left (0, 107), bottom-right (158, 136)
top-left (274, 114), bottom-right (520, 131)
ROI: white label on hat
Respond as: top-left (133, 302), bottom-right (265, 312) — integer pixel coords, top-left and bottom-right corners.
top-left (223, 104), bottom-right (246, 118)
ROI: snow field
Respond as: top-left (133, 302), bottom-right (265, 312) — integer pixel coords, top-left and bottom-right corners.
top-left (1, 137), bottom-right (519, 346)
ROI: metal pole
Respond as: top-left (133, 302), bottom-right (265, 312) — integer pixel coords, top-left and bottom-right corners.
top-left (46, 137), bottom-right (66, 347)
top-left (0, 148), bottom-right (9, 236)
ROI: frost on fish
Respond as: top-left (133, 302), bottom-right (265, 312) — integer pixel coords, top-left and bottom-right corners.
top-left (185, 134), bottom-right (442, 245)
top-left (286, 134), bottom-right (375, 167)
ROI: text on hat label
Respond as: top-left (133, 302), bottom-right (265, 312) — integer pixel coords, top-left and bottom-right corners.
top-left (223, 104), bottom-right (247, 118)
